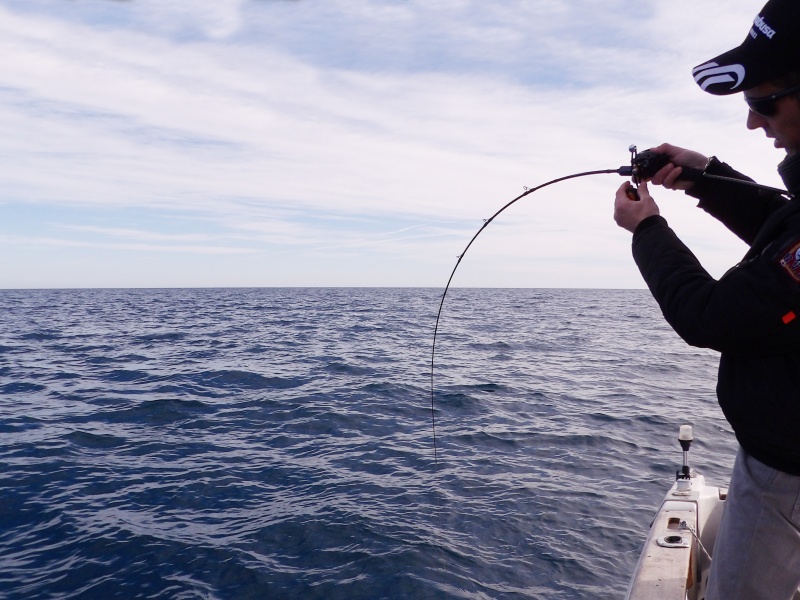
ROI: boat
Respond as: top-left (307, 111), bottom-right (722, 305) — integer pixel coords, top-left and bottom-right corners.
top-left (626, 427), bottom-right (800, 600)
top-left (625, 425), bottom-right (726, 600)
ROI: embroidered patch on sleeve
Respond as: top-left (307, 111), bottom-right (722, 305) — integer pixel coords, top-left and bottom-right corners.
top-left (778, 241), bottom-right (800, 283)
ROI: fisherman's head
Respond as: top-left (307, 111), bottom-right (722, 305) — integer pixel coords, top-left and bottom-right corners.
top-left (692, 0), bottom-right (800, 154)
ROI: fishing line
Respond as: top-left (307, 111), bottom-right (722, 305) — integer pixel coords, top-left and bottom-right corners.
top-left (428, 167), bottom-right (624, 465)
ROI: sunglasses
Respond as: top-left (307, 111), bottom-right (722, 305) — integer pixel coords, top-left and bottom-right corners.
top-left (745, 83), bottom-right (800, 117)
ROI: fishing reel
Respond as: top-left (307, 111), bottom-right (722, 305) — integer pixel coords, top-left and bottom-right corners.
top-left (629, 145), bottom-right (671, 184)
top-left (619, 145), bottom-right (705, 200)
top-left (621, 145), bottom-right (704, 184)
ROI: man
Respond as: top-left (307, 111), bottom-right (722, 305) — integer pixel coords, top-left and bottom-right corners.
top-left (613, 0), bottom-right (800, 598)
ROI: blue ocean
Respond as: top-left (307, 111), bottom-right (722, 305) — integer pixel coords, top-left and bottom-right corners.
top-left (0, 288), bottom-right (737, 599)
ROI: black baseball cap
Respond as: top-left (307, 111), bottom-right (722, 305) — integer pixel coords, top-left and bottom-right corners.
top-left (692, 0), bottom-right (800, 95)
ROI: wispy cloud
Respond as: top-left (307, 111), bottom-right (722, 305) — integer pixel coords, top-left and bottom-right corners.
top-left (0, 233), bottom-right (255, 254)
top-left (0, 0), bottom-right (780, 287)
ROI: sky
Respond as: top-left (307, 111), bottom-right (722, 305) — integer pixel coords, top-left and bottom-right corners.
top-left (0, 0), bottom-right (791, 289)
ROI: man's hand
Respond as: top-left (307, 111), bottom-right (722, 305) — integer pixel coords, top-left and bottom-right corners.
top-left (648, 143), bottom-right (709, 191)
top-left (614, 181), bottom-right (660, 233)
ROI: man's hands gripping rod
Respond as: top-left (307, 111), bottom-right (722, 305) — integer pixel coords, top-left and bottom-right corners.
top-left (615, 144), bottom-right (709, 233)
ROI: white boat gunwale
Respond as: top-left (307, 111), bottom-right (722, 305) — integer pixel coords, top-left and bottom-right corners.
top-left (625, 426), bottom-right (727, 600)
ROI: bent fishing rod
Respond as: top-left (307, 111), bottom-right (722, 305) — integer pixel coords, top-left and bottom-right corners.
top-left (428, 145), bottom-right (789, 464)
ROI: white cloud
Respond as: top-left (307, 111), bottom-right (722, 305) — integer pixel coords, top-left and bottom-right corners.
top-left (0, 0), bottom-right (783, 288)
top-left (132, 0), bottom-right (248, 39)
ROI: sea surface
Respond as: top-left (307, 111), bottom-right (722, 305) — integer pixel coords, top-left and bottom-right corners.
top-left (0, 287), bottom-right (737, 599)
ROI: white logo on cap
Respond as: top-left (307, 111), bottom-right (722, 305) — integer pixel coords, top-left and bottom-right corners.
top-left (693, 61), bottom-right (746, 91)
top-left (752, 14), bottom-right (776, 39)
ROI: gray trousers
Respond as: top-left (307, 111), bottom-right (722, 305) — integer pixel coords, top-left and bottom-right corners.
top-left (706, 448), bottom-right (800, 600)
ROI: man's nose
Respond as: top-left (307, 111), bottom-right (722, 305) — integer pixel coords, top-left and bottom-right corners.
top-left (746, 109), bottom-right (768, 131)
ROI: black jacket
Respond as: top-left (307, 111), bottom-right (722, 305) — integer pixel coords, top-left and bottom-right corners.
top-left (631, 155), bottom-right (800, 475)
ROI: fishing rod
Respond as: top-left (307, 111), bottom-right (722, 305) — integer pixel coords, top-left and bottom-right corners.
top-left (428, 145), bottom-right (789, 464)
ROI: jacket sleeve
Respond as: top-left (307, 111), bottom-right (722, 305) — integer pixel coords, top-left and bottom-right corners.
top-left (631, 215), bottom-right (800, 354)
top-left (686, 157), bottom-right (788, 244)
